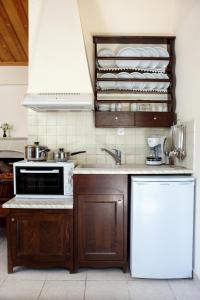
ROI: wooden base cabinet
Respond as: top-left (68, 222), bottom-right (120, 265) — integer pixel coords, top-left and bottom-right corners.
top-left (6, 209), bottom-right (74, 273)
top-left (0, 179), bottom-right (14, 227)
top-left (74, 175), bottom-right (128, 271)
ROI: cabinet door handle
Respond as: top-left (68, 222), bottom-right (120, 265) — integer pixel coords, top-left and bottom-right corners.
top-left (11, 218), bottom-right (15, 223)
top-left (118, 199), bottom-right (122, 202)
top-left (115, 116), bottom-right (118, 120)
top-left (153, 116), bottom-right (157, 120)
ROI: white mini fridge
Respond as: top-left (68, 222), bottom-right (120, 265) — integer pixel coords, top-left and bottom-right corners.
top-left (130, 176), bottom-right (194, 279)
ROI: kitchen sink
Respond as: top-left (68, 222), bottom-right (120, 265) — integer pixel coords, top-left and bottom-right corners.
top-left (78, 164), bottom-right (122, 169)
top-left (77, 164), bottom-right (189, 170)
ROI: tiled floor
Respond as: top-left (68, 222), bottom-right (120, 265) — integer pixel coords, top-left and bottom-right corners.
top-left (0, 230), bottom-right (200, 300)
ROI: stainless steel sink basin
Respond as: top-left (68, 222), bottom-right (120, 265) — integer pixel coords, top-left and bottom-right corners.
top-left (77, 164), bottom-right (189, 170)
top-left (79, 164), bottom-right (120, 169)
top-left (78, 164), bottom-right (141, 169)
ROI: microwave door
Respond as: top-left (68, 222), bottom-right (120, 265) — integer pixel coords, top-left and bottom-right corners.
top-left (15, 167), bottom-right (64, 196)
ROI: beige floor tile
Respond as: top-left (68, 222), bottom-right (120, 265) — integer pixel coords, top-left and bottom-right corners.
top-left (0, 240), bottom-right (7, 254)
top-left (46, 268), bottom-right (86, 281)
top-left (8, 267), bottom-right (48, 280)
top-left (128, 280), bottom-right (175, 300)
top-left (193, 274), bottom-right (200, 291)
top-left (169, 279), bottom-right (200, 300)
top-left (85, 281), bottom-right (129, 300)
top-left (39, 281), bottom-right (85, 300)
top-left (0, 278), bottom-right (5, 287)
top-left (0, 269), bottom-right (8, 281)
top-left (126, 271), bottom-right (137, 281)
top-left (0, 279), bottom-right (44, 300)
top-left (0, 252), bottom-right (8, 280)
top-left (86, 268), bottom-right (127, 281)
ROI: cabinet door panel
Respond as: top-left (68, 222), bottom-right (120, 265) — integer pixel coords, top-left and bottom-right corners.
top-left (78, 194), bottom-right (124, 261)
top-left (10, 212), bottom-right (72, 261)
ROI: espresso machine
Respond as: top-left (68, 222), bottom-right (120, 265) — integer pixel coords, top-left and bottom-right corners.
top-left (146, 136), bottom-right (166, 165)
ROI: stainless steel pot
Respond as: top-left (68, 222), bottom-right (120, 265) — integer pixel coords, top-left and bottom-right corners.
top-left (53, 148), bottom-right (86, 162)
top-left (25, 142), bottom-right (50, 161)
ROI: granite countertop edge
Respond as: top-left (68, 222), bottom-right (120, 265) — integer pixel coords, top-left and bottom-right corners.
top-left (2, 197), bottom-right (73, 209)
top-left (73, 165), bottom-right (193, 175)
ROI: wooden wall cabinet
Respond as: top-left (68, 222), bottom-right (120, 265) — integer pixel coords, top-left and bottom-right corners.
top-left (74, 175), bottom-right (128, 271)
top-left (93, 35), bottom-right (177, 128)
top-left (6, 209), bottom-right (74, 273)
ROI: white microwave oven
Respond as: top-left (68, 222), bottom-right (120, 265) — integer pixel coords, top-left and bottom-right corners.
top-left (13, 160), bottom-right (75, 198)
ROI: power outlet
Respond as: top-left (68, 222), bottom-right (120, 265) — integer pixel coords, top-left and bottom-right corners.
top-left (117, 128), bottom-right (125, 136)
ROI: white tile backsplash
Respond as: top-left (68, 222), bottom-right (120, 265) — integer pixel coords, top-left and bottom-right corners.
top-left (28, 110), bottom-right (170, 164)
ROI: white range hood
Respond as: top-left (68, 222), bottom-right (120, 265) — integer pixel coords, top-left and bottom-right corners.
top-left (23, 0), bottom-right (93, 111)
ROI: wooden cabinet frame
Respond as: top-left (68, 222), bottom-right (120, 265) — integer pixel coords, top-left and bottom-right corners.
top-left (73, 174), bottom-right (128, 272)
top-left (6, 209), bottom-right (74, 273)
top-left (93, 35), bottom-right (177, 127)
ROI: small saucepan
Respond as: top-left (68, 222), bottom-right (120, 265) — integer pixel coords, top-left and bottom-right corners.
top-left (53, 149), bottom-right (86, 162)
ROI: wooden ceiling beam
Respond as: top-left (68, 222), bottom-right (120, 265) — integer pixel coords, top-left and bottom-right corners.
top-left (0, 61), bottom-right (27, 66)
top-left (13, 0), bottom-right (28, 33)
top-left (0, 32), bottom-right (15, 61)
top-left (1, 0), bottom-right (28, 57)
top-left (0, 2), bottom-right (27, 61)
top-left (21, 0), bottom-right (28, 18)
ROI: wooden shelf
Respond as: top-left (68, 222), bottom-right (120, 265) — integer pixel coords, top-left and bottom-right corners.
top-left (97, 56), bottom-right (170, 60)
top-left (93, 35), bottom-right (175, 44)
top-left (97, 89), bottom-right (169, 94)
top-left (96, 78), bottom-right (170, 82)
top-left (96, 100), bottom-right (172, 103)
top-left (97, 68), bottom-right (172, 74)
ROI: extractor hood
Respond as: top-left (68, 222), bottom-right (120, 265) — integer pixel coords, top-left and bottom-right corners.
top-left (23, 0), bottom-right (93, 111)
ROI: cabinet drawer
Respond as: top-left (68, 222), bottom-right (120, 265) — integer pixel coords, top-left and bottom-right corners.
top-left (135, 112), bottom-right (176, 127)
top-left (95, 112), bottom-right (134, 127)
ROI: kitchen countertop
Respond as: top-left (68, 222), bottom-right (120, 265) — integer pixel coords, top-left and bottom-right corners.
top-left (2, 197), bottom-right (73, 209)
top-left (74, 164), bottom-right (193, 175)
top-left (2, 165), bottom-right (192, 209)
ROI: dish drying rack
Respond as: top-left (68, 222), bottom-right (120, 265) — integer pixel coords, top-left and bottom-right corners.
top-left (93, 35), bottom-right (177, 128)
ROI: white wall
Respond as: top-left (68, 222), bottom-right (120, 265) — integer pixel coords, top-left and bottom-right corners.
top-left (0, 67), bottom-right (28, 137)
top-left (175, 0), bottom-right (200, 120)
top-left (174, 0), bottom-right (200, 278)
top-left (78, 0), bottom-right (175, 79)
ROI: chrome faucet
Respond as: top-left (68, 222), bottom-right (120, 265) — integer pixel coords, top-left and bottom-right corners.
top-left (101, 148), bottom-right (121, 165)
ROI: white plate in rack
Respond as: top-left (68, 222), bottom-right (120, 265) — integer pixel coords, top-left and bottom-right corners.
top-left (98, 48), bottom-right (116, 68)
top-left (152, 73), bottom-right (170, 91)
top-left (156, 60), bottom-right (169, 71)
top-left (155, 47), bottom-right (169, 71)
top-left (116, 47), bottom-right (140, 69)
top-left (142, 47), bottom-right (159, 69)
top-left (154, 47), bottom-right (169, 57)
top-left (143, 73), bottom-right (158, 90)
top-left (131, 72), bottom-right (145, 90)
top-left (161, 73), bottom-right (170, 90)
top-left (136, 48), bottom-right (151, 69)
top-left (152, 73), bottom-right (165, 90)
top-left (143, 47), bottom-right (159, 57)
top-left (117, 72), bottom-right (133, 90)
top-left (98, 73), bottom-right (117, 90)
